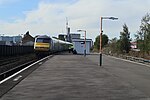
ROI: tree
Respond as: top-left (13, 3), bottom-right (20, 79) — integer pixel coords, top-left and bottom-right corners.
top-left (119, 24), bottom-right (131, 53)
top-left (102, 34), bottom-right (109, 48)
top-left (135, 13), bottom-right (150, 53)
top-left (94, 34), bottom-right (109, 50)
top-left (109, 37), bottom-right (118, 53)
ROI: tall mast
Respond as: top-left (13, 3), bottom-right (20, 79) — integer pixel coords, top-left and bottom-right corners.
top-left (66, 17), bottom-right (68, 31)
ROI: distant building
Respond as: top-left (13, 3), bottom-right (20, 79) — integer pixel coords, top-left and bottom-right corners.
top-left (130, 41), bottom-right (140, 51)
top-left (0, 41), bottom-right (12, 46)
top-left (0, 36), bottom-right (22, 45)
top-left (131, 42), bottom-right (137, 49)
top-left (66, 27), bottom-right (72, 42)
top-left (58, 33), bottom-right (81, 41)
top-left (58, 34), bottom-right (66, 41)
top-left (70, 33), bottom-right (80, 39)
top-left (70, 33), bottom-right (93, 54)
top-left (22, 31), bottom-right (34, 46)
top-left (72, 38), bottom-right (93, 54)
top-left (0, 36), bottom-right (2, 41)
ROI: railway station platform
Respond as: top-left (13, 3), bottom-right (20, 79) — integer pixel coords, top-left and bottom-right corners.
top-left (1, 53), bottom-right (147, 100)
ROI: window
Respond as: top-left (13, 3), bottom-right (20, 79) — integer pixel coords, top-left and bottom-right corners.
top-left (36, 38), bottom-right (51, 43)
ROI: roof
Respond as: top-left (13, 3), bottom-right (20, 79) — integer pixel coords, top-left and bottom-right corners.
top-left (72, 38), bottom-right (92, 42)
top-left (36, 35), bottom-right (50, 38)
top-left (22, 32), bottom-right (34, 44)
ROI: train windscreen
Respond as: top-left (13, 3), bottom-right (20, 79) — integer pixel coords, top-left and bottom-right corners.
top-left (36, 38), bottom-right (51, 43)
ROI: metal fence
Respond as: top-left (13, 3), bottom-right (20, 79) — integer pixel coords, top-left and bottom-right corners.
top-left (125, 56), bottom-right (150, 65)
top-left (0, 45), bottom-right (34, 57)
top-left (107, 53), bottom-right (150, 65)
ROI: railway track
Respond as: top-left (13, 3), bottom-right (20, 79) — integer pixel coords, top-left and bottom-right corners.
top-left (0, 54), bottom-right (37, 73)
top-left (0, 54), bottom-right (38, 81)
top-left (0, 59), bottom-right (37, 81)
top-left (0, 55), bottom-right (52, 97)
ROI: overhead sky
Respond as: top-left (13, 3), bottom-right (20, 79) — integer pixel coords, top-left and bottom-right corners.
top-left (0, 0), bottom-right (149, 41)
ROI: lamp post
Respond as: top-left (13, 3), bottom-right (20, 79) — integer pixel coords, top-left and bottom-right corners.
top-left (99, 16), bottom-right (118, 66)
top-left (77, 30), bottom-right (86, 57)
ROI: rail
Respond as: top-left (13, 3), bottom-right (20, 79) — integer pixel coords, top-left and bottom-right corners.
top-left (0, 60), bottom-right (37, 81)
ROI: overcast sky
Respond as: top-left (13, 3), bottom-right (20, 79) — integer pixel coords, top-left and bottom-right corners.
top-left (0, 0), bottom-right (149, 41)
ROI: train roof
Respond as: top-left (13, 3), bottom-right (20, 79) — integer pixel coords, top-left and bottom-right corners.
top-left (52, 37), bottom-right (72, 44)
top-left (35, 35), bottom-right (72, 45)
top-left (36, 35), bottom-right (50, 38)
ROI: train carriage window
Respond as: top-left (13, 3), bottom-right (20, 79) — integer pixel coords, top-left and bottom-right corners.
top-left (36, 38), bottom-right (51, 43)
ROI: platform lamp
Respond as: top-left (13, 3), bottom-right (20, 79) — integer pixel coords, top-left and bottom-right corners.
top-left (77, 30), bottom-right (86, 57)
top-left (99, 16), bottom-right (118, 66)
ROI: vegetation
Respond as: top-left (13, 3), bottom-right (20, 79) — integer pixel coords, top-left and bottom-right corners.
top-left (108, 37), bottom-right (119, 53)
top-left (135, 13), bottom-right (150, 56)
top-left (93, 24), bottom-right (131, 54)
top-left (119, 24), bottom-right (131, 53)
top-left (94, 34), bottom-right (109, 51)
top-left (93, 13), bottom-right (149, 59)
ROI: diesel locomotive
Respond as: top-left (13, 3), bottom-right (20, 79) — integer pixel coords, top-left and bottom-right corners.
top-left (34, 35), bottom-right (73, 56)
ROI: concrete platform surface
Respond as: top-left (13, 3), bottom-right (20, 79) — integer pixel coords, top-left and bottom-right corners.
top-left (1, 54), bottom-right (148, 100)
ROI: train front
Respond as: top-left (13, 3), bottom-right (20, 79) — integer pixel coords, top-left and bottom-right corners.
top-left (34, 35), bottom-right (51, 56)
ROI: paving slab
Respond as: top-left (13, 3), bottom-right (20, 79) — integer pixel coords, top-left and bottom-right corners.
top-left (1, 54), bottom-right (148, 100)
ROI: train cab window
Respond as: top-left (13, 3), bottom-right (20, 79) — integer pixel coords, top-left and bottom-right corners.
top-left (43, 38), bottom-right (51, 43)
top-left (36, 38), bottom-right (51, 43)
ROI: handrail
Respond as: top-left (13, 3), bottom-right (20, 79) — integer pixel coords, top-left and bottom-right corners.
top-left (106, 53), bottom-right (150, 65)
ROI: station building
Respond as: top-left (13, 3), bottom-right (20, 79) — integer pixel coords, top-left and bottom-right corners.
top-left (72, 38), bottom-right (93, 54)
top-left (58, 33), bottom-right (93, 54)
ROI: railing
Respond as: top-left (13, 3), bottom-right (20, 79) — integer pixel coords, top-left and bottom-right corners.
top-left (107, 53), bottom-right (150, 65)
top-left (0, 45), bottom-right (34, 57)
top-left (126, 56), bottom-right (150, 65)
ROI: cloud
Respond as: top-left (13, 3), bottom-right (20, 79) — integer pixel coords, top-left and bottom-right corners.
top-left (1, 2), bottom-right (66, 36)
top-left (0, 0), bottom-right (149, 41)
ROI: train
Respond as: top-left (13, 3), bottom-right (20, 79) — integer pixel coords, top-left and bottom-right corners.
top-left (34, 35), bottom-right (73, 56)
